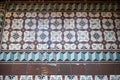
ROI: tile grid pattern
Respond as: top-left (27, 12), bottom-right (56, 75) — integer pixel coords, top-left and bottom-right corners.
top-left (0, 3), bottom-right (120, 62)
top-left (1, 12), bottom-right (120, 50)
top-left (0, 75), bottom-right (120, 80)
top-left (0, 3), bottom-right (5, 46)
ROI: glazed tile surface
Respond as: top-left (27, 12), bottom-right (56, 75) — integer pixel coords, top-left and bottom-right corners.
top-left (1, 12), bottom-right (120, 51)
top-left (0, 3), bottom-right (120, 62)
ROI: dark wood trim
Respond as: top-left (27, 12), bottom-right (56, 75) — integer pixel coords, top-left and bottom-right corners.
top-left (0, 63), bottom-right (120, 75)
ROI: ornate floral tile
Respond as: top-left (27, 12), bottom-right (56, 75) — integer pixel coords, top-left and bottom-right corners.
top-left (0, 3), bottom-right (120, 62)
top-left (1, 12), bottom-right (120, 51)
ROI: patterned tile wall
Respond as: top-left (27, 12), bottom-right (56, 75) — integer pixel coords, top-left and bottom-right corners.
top-left (0, 3), bottom-right (120, 62)
top-left (0, 75), bottom-right (120, 80)
top-left (1, 12), bottom-right (120, 51)
top-left (0, 3), bottom-right (5, 44)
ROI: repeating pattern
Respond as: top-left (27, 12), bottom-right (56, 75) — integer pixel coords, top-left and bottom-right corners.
top-left (0, 3), bottom-right (120, 63)
top-left (1, 12), bottom-right (120, 51)
top-left (7, 3), bottom-right (119, 11)
top-left (0, 3), bottom-right (5, 44)
top-left (0, 52), bottom-right (120, 61)
top-left (0, 75), bottom-right (120, 80)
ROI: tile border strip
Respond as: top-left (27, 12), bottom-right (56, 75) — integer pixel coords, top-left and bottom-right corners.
top-left (0, 51), bottom-right (120, 62)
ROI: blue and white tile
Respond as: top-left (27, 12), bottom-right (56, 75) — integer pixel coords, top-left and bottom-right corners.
top-left (26, 75), bottom-right (33, 80)
top-left (5, 12), bottom-right (12, 17)
top-left (2, 31), bottom-right (9, 42)
top-left (26, 12), bottom-right (37, 17)
top-left (117, 31), bottom-right (120, 41)
top-left (113, 12), bottom-right (120, 17)
top-left (64, 31), bottom-right (75, 42)
top-left (5, 75), bottom-right (18, 80)
top-left (51, 43), bottom-right (62, 50)
top-left (51, 19), bottom-right (62, 29)
top-left (12, 19), bottom-right (23, 29)
top-left (51, 12), bottom-right (62, 17)
top-left (1, 43), bottom-right (7, 50)
top-left (104, 31), bottom-right (116, 42)
top-left (64, 12), bottom-right (74, 17)
top-left (105, 43), bottom-right (117, 50)
top-left (64, 19), bottom-right (75, 29)
top-left (37, 31), bottom-right (49, 42)
top-left (95, 75), bottom-right (108, 80)
top-left (92, 43), bottom-right (103, 50)
top-left (102, 19), bottom-right (114, 29)
top-left (110, 75), bottom-right (120, 80)
top-left (77, 31), bottom-right (89, 42)
top-left (78, 43), bottom-right (90, 50)
top-left (23, 43), bottom-right (35, 50)
top-left (50, 75), bottom-right (62, 80)
top-left (13, 12), bottom-right (24, 17)
top-left (35, 75), bottom-right (48, 80)
top-left (76, 18), bottom-right (88, 29)
top-left (91, 31), bottom-right (102, 42)
top-left (101, 12), bottom-right (112, 17)
top-left (90, 19), bottom-right (101, 29)
top-left (115, 19), bottom-right (120, 29)
top-left (24, 31), bottom-right (35, 42)
top-left (38, 12), bottom-right (49, 17)
top-left (20, 75), bottom-right (26, 80)
top-left (80, 75), bottom-right (93, 80)
top-left (65, 75), bottom-right (78, 80)
top-left (25, 19), bottom-right (36, 29)
top-left (0, 75), bottom-right (3, 80)
top-left (9, 44), bottom-right (21, 50)
top-left (64, 44), bottom-right (76, 50)
top-left (51, 31), bottom-right (62, 42)
top-left (76, 12), bottom-right (87, 17)
top-left (89, 12), bottom-right (100, 17)
top-left (37, 44), bottom-right (48, 50)
top-left (10, 31), bottom-right (22, 42)
top-left (4, 19), bottom-right (11, 29)
top-left (38, 19), bottom-right (49, 29)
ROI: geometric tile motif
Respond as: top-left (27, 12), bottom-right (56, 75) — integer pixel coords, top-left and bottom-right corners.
top-left (0, 51), bottom-right (119, 62)
top-left (5, 75), bottom-right (18, 80)
top-left (1, 12), bottom-right (120, 51)
top-left (50, 75), bottom-right (62, 80)
top-left (65, 75), bottom-right (78, 80)
top-left (6, 3), bottom-right (119, 11)
top-left (20, 75), bottom-right (33, 80)
top-left (0, 9), bottom-right (4, 43)
top-left (95, 75), bottom-right (108, 80)
top-left (110, 75), bottom-right (120, 80)
top-left (80, 75), bottom-right (93, 80)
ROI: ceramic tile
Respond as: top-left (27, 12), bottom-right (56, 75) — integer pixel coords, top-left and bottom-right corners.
top-left (95, 75), bottom-right (108, 80)
top-left (65, 75), bottom-right (78, 80)
top-left (5, 75), bottom-right (18, 80)
top-left (1, 51), bottom-right (119, 61)
top-left (80, 75), bottom-right (93, 80)
top-left (110, 75), bottom-right (120, 80)
top-left (35, 75), bottom-right (48, 80)
top-left (1, 12), bottom-right (120, 51)
top-left (0, 75), bottom-right (3, 80)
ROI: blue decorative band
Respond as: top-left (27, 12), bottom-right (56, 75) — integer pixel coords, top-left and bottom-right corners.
top-left (0, 51), bottom-right (120, 62)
